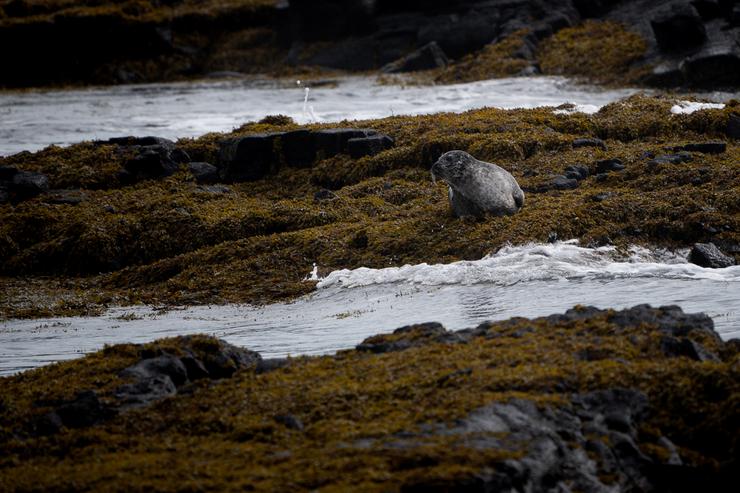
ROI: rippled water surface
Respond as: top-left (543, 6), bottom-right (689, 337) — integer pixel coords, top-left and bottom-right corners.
top-left (0, 76), bottom-right (642, 156)
top-left (2, 242), bottom-right (738, 376)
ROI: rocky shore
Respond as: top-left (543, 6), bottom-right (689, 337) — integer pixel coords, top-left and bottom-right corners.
top-left (0, 95), bottom-right (738, 318)
top-left (1, 0), bottom-right (739, 89)
top-left (0, 304), bottom-right (737, 490)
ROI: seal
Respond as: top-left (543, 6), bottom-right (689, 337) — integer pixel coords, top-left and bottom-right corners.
top-left (431, 150), bottom-right (524, 217)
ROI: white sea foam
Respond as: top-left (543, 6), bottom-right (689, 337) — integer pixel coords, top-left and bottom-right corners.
top-left (317, 241), bottom-right (739, 289)
top-left (670, 101), bottom-right (726, 114)
top-left (552, 103), bottom-right (601, 115)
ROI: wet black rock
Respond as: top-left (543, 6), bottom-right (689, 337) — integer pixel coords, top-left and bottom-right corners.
top-left (0, 186), bottom-right (8, 205)
top-left (357, 322), bottom-right (453, 353)
top-left (347, 134), bottom-right (395, 158)
top-left (219, 132), bottom-right (282, 182)
top-left (313, 128), bottom-right (379, 158)
top-left (0, 165), bottom-right (18, 181)
top-left (727, 113), bottom-right (740, 139)
top-left (382, 41), bottom-right (449, 73)
top-left (595, 158), bottom-right (625, 174)
top-left (660, 335), bottom-right (720, 361)
top-left (651, 2), bottom-right (707, 52)
top-left (281, 129), bottom-right (316, 168)
top-left (256, 358), bottom-right (291, 374)
top-left (550, 175), bottom-right (580, 190)
top-left (54, 390), bottom-right (111, 429)
top-left (564, 164), bottom-right (589, 180)
top-left (188, 162), bottom-right (219, 184)
top-left (648, 151), bottom-right (693, 167)
top-left (314, 188), bottom-right (339, 202)
top-left (672, 141), bottom-right (726, 154)
top-left (592, 191), bottom-right (616, 202)
top-left (107, 136), bottom-right (176, 147)
top-left (573, 137), bottom-right (607, 151)
top-left (115, 137), bottom-right (190, 184)
top-left (689, 242), bottom-right (736, 268)
top-left (681, 44), bottom-right (740, 87)
top-left (9, 170), bottom-right (50, 201)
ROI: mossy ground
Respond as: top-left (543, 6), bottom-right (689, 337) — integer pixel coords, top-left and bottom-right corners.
top-left (0, 310), bottom-right (737, 491)
top-left (1, 95), bottom-right (738, 318)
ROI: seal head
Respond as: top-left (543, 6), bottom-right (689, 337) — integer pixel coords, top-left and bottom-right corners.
top-left (431, 150), bottom-right (524, 217)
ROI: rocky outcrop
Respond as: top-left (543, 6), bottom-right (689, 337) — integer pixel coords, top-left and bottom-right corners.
top-left (2, 305), bottom-right (737, 490)
top-left (218, 128), bottom-right (394, 182)
top-left (0, 165), bottom-right (50, 204)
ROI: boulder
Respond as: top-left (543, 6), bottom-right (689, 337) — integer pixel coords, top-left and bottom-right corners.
top-left (313, 128), bottom-right (378, 157)
top-left (681, 44), bottom-right (740, 87)
top-left (672, 142), bottom-right (726, 154)
top-left (564, 164), bottom-right (589, 180)
top-left (549, 175), bottom-right (579, 190)
top-left (188, 162), bottom-right (220, 184)
top-left (10, 170), bottom-right (50, 201)
top-left (690, 0), bottom-right (723, 19)
top-left (728, 113), bottom-right (740, 139)
top-left (280, 129), bottom-right (316, 168)
top-left (595, 158), bottom-right (625, 173)
top-left (347, 134), bottom-right (395, 158)
top-left (218, 132), bottom-right (283, 182)
top-left (647, 152), bottom-right (693, 168)
top-left (688, 242), bottom-right (736, 268)
top-left (651, 3), bottom-right (707, 52)
top-left (416, 10), bottom-right (500, 59)
top-left (381, 41), bottom-right (449, 73)
top-left (573, 137), bottom-right (607, 151)
top-left (0, 165), bottom-right (18, 181)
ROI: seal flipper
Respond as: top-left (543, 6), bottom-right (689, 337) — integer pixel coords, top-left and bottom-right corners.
top-left (449, 187), bottom-right (485, 218)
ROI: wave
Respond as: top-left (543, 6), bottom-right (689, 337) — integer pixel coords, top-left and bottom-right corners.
top-left (317, 241), bottom-right (740, 289)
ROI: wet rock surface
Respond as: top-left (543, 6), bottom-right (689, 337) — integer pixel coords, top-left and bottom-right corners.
top-left (689, 242), bottom-right (737, 268)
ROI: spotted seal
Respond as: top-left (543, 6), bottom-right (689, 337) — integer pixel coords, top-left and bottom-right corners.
top-left (431, 150), bottom-right (524, 217)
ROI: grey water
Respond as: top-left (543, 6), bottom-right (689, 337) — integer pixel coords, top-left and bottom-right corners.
top-left (0, 76), bottom-right (642, 156)
top-left (2, 242), bottom-right (738, 376)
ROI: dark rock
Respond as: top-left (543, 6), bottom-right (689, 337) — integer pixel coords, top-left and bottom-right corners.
top-left (550, 175), bottom-right (579, 190)
top-left (573, 138), bottom-right (607, 151)
top-left (188, 162), bottom-right (219, 184)
top-left (681, 44), bottom-right (740, 87)
top-left (42, 189), bottom-right (87, 205)
top-left (608, 304), bottom-right (716, 338)
top-left (356, 322), bottom-right (449, 353)
top-left (314, 188), bottom-right (339, 202)
top-left (122, 142), bottom-right (189, 183)
top-left (595, 158), bottom-right (625, 173)
top-left (691, 0), bottom-right (723, 19)
top-left (648, 152), bottom-right (693, 168)
top-left (548, 231), bottom-right (559, 243)
top-left (416, 10), bottom-right (500, 59)
top-left (107, 136), bottom-right (175, 147)
top-left (727, 113), bottom-right (740, 139)
top-left (218, 132), bottom-right (283, 182)
top-left (0, 186), bottom-right (9, 205)
top-left (651, 3), bottom-right (707, 52)
top-left (672, 142), bottom-right (726, 154)
top-left (115, 375), bottom-right (177, 409)
top-left (120, 354), bottom-right (189, 387)
top-left (274, 414), bottom-right (304, 431)
top-left (313, 128), bottom-right (378, 158)
top-left (382, 41), bottom-right (449, 73)
top-left (180, 355), bottom-right (210, 380)
top-left (32, 411), bottom-right (64, 436)
top-left (55, 390), bottom-right (109, 428)
top-left (660, 336), bottom-right (720, 361)
top-left (688, 242), bottom-right (736, 268)
top-left (280, 129), bottom-right (316, 167)
top-left (199, 341), bottom-right (262, 379)
top-left (10, 170), bottom-right (50, 201)
top-left (564, 164), bottom-right (589, 180)
top-left (0, 165), bottom-right (18, 181)
top-left (644, 62), bottom-right (686, 87)
top-left (591, 192), bottom-right (615, 202)
top-left (347, 134), bottom-right (394, 158)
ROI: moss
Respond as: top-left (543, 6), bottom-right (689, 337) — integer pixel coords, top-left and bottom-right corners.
top-left (539, 21), bottom-right (649, 85)
top-left (0, 310), bottom-right (737, 490)
top-left (0, 95), bottom-right (738, 318)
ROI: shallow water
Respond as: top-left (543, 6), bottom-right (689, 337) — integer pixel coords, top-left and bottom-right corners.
top-left (0, 76), bottom-right (643, 156)
top-left (2, 242), bottom-right (738, 376)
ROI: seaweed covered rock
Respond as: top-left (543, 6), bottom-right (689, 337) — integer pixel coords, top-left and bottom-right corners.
top-left (0, 305), bottom-right (737, 491)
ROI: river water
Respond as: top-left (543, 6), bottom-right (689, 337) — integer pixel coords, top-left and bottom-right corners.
top-left (1, 242), bottom-right (738, 376)
top-left (0, 76), bottom-right (644, 156)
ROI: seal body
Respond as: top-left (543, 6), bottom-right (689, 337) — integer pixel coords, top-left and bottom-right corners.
top-left (431, 150), bottom-right (524, 217)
